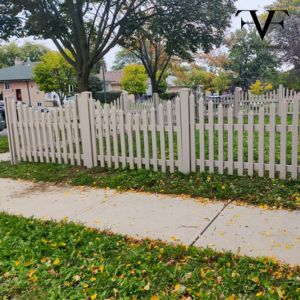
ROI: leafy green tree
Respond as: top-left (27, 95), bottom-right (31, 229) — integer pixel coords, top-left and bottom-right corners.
top-left (226, 29), bottom-right (279, 90)
top-left (89, 74), bottom-right (102, 99)
top-left (121, 64), bottom-right (148, 95)
top-left (249, 80), bottom-right (273, 95)
top-left (175, 66), bottom-right (214, 92)
top-left (33, 51), bottom-right (76, 105)
top-left (120, 0), bottom-right (235, 93)
top-left (0, 42), bottom-right (49, 68)
top-left (112, 48), bottom-right (141, 70)
top-left (0, 0), bottom-right (153, 92)
top-left (211, 72), bottom-right (230, 94)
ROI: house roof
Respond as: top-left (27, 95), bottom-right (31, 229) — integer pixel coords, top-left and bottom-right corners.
top-left (98, 71), bottom-right (123, 84)
top-left (0, 62), bottom-right (36, 82)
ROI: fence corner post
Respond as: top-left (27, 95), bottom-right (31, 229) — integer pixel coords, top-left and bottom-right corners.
top-left (77, 92), bottom-right (94, 168)
top-left (234, 87), bottom-right (240, 118)
top-left (179, 88), bottom-right (191, 174)
top-left (153, 93), bottom-right (159, 111)
top-left (4, 97), bottom-right (18, 165)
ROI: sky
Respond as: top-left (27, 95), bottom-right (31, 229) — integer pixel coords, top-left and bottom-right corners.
top-left (12, 0), bottom-right (276, 70)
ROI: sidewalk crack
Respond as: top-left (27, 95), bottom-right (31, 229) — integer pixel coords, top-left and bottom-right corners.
top-left (189, 200), bottom-right (232, 246)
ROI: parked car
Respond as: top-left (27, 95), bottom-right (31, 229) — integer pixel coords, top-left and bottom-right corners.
top-left (0, 113), bottom-right (5, 131)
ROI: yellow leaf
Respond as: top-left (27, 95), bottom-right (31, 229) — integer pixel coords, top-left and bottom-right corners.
top-left (174, 284), bottom-right (181, 292)
top-left (82, 282), bottom-right (88, 288)
top-left (256, 291), bottom-right (264, 297)
top-left (40, 257), bottom-right (48, 263)
top-left (53, 258), bottom-right (60, 266)
top-left (28, 269), bottom-right (36, 278)
top-left (99, 265), bottom-right (104, 272)
top-left (15, 260), bottom-right (20, 266)
top-left (64, 281), bottom-right (71, 287)
top-left (144, 282), bottom-right (151, 291)
top-left (90, 294), bottom-right (97, 300)
top-left (150, 296), bottom-right (159, 300)
top-left (90, 276), bottom-right (96, 282)
top-left (3, 272), bottom-right (10, 278)
top-left (251, 276), bottom-right (260, 283)
top-left (225, 295), bottom-right (237, 300)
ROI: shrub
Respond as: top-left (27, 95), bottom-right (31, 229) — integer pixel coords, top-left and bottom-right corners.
top-left (94, 91), bottom-right (122, 103)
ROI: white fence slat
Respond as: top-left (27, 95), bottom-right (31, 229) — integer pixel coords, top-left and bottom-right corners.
top-left (135, 113), bottom-right (142, 169)
top-left (291, 98), bottom-right (299, 179)
top-left (199, 98), bottom-right (205, 172)
top-left (127, 113), bottom-right (134, 169)
top-left (258, 106), bottom-right (265, 177)
top-left (104, 104), bottom-right (112, 168)
top-left (23, 104), bottom-right (32, 162)
top-left (65, 103), bottom-right (75, 165)
top-left (59, 108), bottom-right (68, 164)
top-left (41, 111), bottom-right (50, 163)
top-left (111, 106), bottom-right (119, 169)
top-left (208, 101), bottom-right (214, 173)
top-left (150, 107), bottom-right (158, 171)
top-left (96, 102), bottom-right (105, 167)
top-left (227, 107), bottom-right (234, 175)
top-left (175, 97), bottom-right (182, 171)
top-left (11, 100), bottom-right (21, 161)
top-left (35, 110), bottom-right (43, 163)
top-left (167, 101), bottom-right (174, 173)
top-left (237, 111), bottom-right (244, 176)
top-left (190, 94), bottom-right (196, 172)
top-left (218, 104), bottom-right (224, 174)
top-left (142, 110), bottom-right (150, 170)
top-left (280, 100), bottom-right (287, 179)
top-left (89, 100), bottom-right (97, 166)
top-left (158, 104), bottom-right (166, 172)
top-left (47, 111), bottom-right (56, 163)
top-left (269, 104), bottom-right (276, 178)
top-left (119, 110), bottom-right (126, 169)
top-left (29, 108), bottom-right (38, 162)
top-left (247, 111), bottom-right (254, 176)
top-left (53, 110), bottom-right (62, 164)
top-left (17, 102), bottom-right (26, 161)
top-left (71, 101), bottom-right (81, 165)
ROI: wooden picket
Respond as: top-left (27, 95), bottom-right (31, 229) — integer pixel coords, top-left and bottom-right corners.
top-left (4, 89), bottom-right (300, 180)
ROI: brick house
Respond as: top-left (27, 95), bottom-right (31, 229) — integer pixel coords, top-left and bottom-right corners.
top-left (0, 59), bottom-right (58, 107)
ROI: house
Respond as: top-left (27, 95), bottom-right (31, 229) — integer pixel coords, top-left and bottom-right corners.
top-left (98, 71), bottom-right (123, 92)
top-left (0, 59), bottom-right (58, 107)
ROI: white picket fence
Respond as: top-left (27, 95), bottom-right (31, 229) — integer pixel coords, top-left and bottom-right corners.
top-left (110, 85), bottom-right (298, 119)
top-left (4, 88), bottom-right (300, 179)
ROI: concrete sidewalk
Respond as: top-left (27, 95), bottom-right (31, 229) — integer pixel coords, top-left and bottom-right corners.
top-left (0, 178), bottom-right (299, 265)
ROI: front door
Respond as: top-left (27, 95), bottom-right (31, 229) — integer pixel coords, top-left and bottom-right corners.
top-left (16, 89), bottom-right (22, 101)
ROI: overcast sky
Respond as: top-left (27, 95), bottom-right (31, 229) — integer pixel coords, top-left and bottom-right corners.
top-left (12, 0), bottom-right (276, 70)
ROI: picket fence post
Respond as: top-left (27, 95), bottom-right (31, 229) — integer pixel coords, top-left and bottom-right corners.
top-left (234, 87), bottom-right (240, 118)
top-left (77, 92), bottom-right (94, 168)
top-left (178, 88), bottom-right (191, 173)
top-left (4, 97), bottom-right (18, 165)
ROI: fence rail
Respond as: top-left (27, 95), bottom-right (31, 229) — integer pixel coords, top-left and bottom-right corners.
top-left (4, 87), bottom-right (300, 180)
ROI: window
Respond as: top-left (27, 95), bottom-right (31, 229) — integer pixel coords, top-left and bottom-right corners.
top-left (4, 82), bottom-right (10, 90)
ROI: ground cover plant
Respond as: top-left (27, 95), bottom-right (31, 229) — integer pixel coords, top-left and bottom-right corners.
top-left (0, 136), bottom-right (8, 153)
top-left (0, 213), bottom-right (299, 299)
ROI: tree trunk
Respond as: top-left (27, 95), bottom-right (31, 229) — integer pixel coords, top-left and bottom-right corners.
top-left (151, 76), bottom-right (159, 94)
top-left (77, 69), bottom-right (91, 92)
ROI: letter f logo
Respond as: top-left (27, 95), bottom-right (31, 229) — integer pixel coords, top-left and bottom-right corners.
top-left (236, 10), bottom-right (289, 40)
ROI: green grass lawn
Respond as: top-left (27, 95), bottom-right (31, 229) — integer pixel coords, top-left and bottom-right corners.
top-left (0, 213), bottom-right (299, 299)
top-left (0, 136), bottom-right (9, 153)
top-left (0, 161), bottom-right (300, 210)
